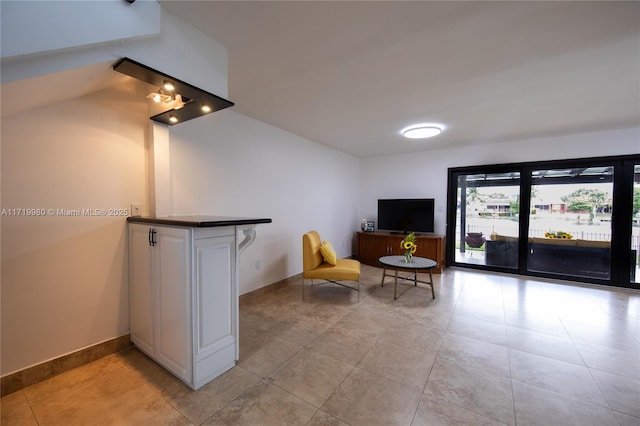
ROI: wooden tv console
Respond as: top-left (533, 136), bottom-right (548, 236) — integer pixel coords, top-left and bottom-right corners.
top-left (356, 232), bottom-right (446, 273)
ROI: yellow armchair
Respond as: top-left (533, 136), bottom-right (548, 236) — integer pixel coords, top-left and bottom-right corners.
top-left (302, 230), bottom-right (361, 301)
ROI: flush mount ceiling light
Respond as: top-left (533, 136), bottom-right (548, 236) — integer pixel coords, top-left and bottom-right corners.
top-left (113, 57), bottom-right (234, 125)
top-left (401, 124), bottom-right (444, 139)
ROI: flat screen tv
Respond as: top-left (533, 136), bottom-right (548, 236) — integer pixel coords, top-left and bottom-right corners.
top-left (377, 198), bottom-right (435, 233)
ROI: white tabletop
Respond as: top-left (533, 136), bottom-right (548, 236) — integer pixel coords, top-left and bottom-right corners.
top-left (378, 255), bottom-right (438, 269)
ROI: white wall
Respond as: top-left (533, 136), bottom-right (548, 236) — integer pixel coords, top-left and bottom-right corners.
top-left (168, 110), bottom-right (361, 294)
top-left (359, 127), bottom-right (640, 236)
top-left (0, 3), bottom-right (229, 376)
top-left (1, 1), bottom-right (161, 60)
top-left (1, 5), bottom-right (228, 99)
top-left (1, 86), bottom-right (148, 375)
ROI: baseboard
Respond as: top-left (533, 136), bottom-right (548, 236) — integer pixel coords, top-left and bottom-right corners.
top-left (239, 273), bottom-right (302, 304)
top-left (1, 275), bottom-right (316, 396)
top-left (1, 334), bottom-right (132, 397)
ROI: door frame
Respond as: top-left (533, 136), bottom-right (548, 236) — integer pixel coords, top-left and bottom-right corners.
top-left (446, 154), bottom-right (640, 290)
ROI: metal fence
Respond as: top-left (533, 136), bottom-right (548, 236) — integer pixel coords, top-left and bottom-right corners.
top-left (466, 224), bottom-right (640, 253)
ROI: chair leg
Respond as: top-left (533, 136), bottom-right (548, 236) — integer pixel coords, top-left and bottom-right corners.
top-left (301, 277), bottom-right (314, 300)
top-left (303, 277), bottom-right (360, 302)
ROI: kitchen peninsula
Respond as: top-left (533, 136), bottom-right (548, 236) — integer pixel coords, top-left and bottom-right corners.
top-left (127, 215), bottom-right (271, 389)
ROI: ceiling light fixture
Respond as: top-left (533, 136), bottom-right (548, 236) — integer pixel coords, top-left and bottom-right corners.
top-left (114, 58), bottom-right (234, 126)
top-left (150, 92), bottom-right (162, 103)
top-left (163, 81), bottom-right (175, 91)
top-left (401, 124), bottom-right (444, 139)
top-left (146, 90), bottom-right (172, 104)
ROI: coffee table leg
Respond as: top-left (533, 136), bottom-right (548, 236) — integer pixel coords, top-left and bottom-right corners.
top-left (414, 270), bottom-right (418, 286)
top-left (394, 269), bottom-right (398, 300)
top-left (381, 268), bottom-right (387, 287)
top-left (429, 270), bottom-right (435, 299)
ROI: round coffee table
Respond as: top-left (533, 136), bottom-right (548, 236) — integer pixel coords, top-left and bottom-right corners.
top-left (379, 255), bottom-right (438, 300)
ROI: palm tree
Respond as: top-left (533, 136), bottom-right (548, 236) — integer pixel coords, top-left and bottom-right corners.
top-left (466, 187), bottom-right (484, 206)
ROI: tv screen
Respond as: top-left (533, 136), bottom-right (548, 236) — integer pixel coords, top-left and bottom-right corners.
top-left (377, 198), bottom-right (435, 233)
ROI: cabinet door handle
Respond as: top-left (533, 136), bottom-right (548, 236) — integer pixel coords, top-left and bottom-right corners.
top-left (148, 228), bottom-right (157, 247)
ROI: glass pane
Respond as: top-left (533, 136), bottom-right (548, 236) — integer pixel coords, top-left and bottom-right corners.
top-left (528, 166), bottom-right (613, 279)
top-left (454, 172), bottom-right (520, 268)
top-left (631, 164), bottom-right (640, 284)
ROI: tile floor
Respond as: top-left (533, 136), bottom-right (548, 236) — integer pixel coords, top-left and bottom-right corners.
top-left (2, 266), bottom-right (639, 425)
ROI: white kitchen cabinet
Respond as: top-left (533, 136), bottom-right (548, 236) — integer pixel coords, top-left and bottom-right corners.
top-left (128, 222), bottom-right (241, 389)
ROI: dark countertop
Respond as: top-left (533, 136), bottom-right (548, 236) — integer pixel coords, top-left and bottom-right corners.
top-left (127, 215), bottom-right (272, 228)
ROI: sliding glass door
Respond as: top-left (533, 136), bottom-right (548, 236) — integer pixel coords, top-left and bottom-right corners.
top-left (447, 155), bottom-right (640, 289)
top-left (454, 172), bottom-right (520, 269)
top-left (527, 166), bottom-right (613, 280)
top-left (630, 164), bottom-right (640, 285)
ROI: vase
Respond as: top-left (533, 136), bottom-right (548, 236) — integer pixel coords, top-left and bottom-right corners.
top-left (404, 252), bottom-right (412, 263)
top-left (465, 232), bottom-right (486, 249)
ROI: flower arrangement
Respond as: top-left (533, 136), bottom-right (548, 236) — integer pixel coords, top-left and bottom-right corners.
top-left (544, 231), bottom-right (573, 239)
top-left (401, 232), bottom-right (417, 262)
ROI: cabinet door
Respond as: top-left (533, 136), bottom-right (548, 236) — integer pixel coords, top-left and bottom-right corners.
top-left (358, 233), bottom-right (382, 264)
top-left (386, 235), bottom-right (405, 256)
top-left (194, 235), bottom-right (237, 360)
top-left (193, 234), bottom-right (236, 378)
top-left (414, 236), bottom-right (444, 272)
top-left (358, 233), bottom-right (404, 264)
top-left (415, 236), bottom-right (437, 259)
top-left (154, 226), bottom-right (192, 383)
top-left (128, 224), bottom-right (154, 356)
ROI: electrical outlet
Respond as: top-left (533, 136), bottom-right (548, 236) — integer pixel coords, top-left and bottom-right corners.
top-left (255, 259), bottom-right (262, 270)
top-left (131, 203), bottom-right (141, 216)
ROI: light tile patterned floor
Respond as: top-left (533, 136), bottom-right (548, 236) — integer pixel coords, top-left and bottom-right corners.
top-left (2, 266), bottom-right (639, 425)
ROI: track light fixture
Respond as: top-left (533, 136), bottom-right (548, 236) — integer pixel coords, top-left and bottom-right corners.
top-left (146, 89), bottom-right (172, 104)
top-left (163, 81), bottom-right (175, 91)
top-left (113, 57), bottom-right (234, 126)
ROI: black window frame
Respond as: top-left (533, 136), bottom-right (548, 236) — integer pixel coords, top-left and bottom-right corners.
top-left (446, 154), bottom-right (640, 290)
